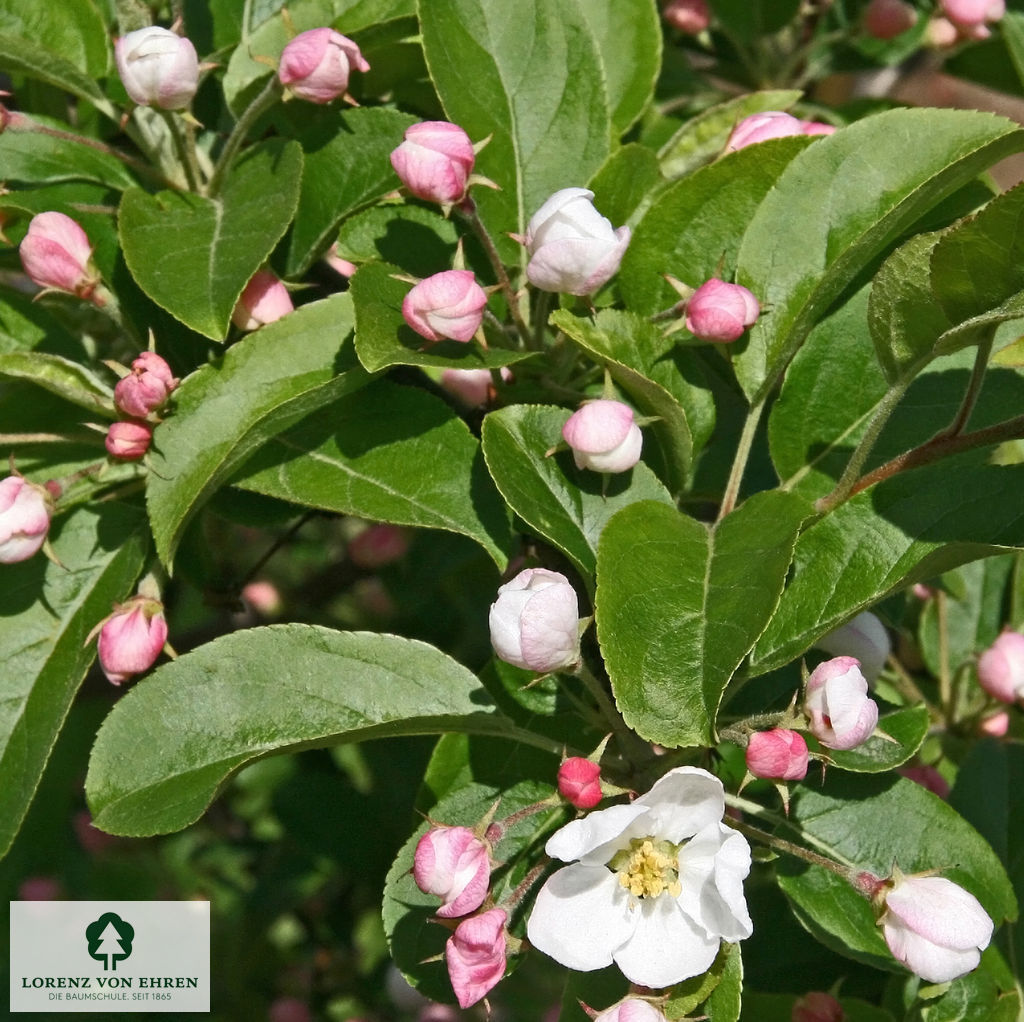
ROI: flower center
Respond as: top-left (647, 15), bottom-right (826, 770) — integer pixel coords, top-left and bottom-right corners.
top-left (610, 837), bottom-right (682, 899)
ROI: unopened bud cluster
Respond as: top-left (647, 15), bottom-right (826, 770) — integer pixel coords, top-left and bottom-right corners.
top-left (106, 351), bottom-right (179, 462)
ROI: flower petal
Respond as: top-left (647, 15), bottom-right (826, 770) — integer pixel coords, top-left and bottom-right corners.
top-left (612, 894), bottom-right (720, 987)
top-left (545, 802), bottom-right (649, 863)
top-left (676, 824), bottom-right (752, 941)
top-left (527, 864), bottom-right (635, 972)
top-left (884, 918), bottom-right (982, 983)
top-left (632, 767), bottom-right (725, 843)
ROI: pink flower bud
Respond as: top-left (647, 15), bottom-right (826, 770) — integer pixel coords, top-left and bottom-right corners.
top-left (725, 111), bottom-right (805, 152)
top-left (562, 400), bottom-right (643, 473)
top-left (746, 729), bottom-right (809, 781)
top-left (684, 278), bottom-right (760, 343)
top-left (0, 475), bottom-right (52, 564)
top-left (525, 188), bottom-right (631, 296)
top-left (105, 420), bottom-right (152, 461)
top-left (941, 0), bottom-right (1005, 29)
top-left (241, 580), bottom-right (283, 617)
top-left (926, 16), bottom-right (961, 46)
top-left (445, 908), bottom-right (507, 1009)
top-left (278, 28), bottom-right (369, 104)
top-left (864, 0), bottom-right (919, 39)
top-left (792, 991), bottom-right (844, 1022)
top-left (232, 270), bottom-right (294, 331)
top-left (897, 764), bottom-right (950, 799)
top-left (19, 211), bottom-right (99, 299)
top-left (114, 351), bottom-right (179, 418)
top-left (96, 595), bottom-right (168, 685)
top-left (662, 0), bottom-right (710, 34)
top-left (348, 524), bottom-right (411, 569)
top-left (18, 876), bottom-right (62, 901)
top-left (595, 999), bottom-right (669, 1022)
top-left (980, 710), bottom-right (1010, 737)
top-left (814, 610), bottom-right (891, 683)
top-left (804, 656), bottom-right (879, 750)
top-left (558, 757), bottom-right (602, 809)
top-left (402, 270), bottom-right (487, 343)
top-left (801, 120), bottom-right (836, 136)
top-left (390, 121), bottom-right (475, 204)
top-left (439, 367), bottom-right (512, 406)
top-left (489, 567), bottom-right (581, 673)
top-left (977, 629), bottom-right (1024, 704)
top-left (413, 825), bottom-right (490, 918)
top-left (880, 873), bottom-right (993, 982)
top-left (324, 243), bottom-right (357, 278)
top-left (114, 27), bottom-right (199, 110)
top-left (269, 997), bottom-right (312, 1022)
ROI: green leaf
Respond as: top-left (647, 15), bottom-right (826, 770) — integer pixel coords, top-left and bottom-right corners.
top-left (619, 136), bottom-right (811, 316)
top-left (0, 501), bottom-right (147, 859)
top-left (481, 404), bottom-right (674, 578)
top-left (825, 706), bottom-right (930, 774)
top-left (705, 941), bottom-right (742, 1022)
top-left (552, 308), bottom-right (715, 492)
top-left (0, 120), bottom-right (138, 190)
top-left (146, 294), bottom-right (370, 569)
top-left (778, 773), bottom-right (1017, 973)
top-left (0, 291), bottom-right (85, 358)
top-left (589, 143), bottom-right (663, 229)
top-left (351, 260), bottom-right (532, 372)
top-left (280, 106), bottom-right (416, 277)
top-left (734, 109), bottom-right (1024, 402)
top-left (0, 33), bottom-right (110, 111)
top-left (334, 203), bottom-right (459, 277)
top-left (85, 626), bottom-right (520, 836)
top-left (419, 0), bottom-right (611, 263)
top-left (596, 493), bottom-right (809, 747)
top-left (232, 379), bottom-right (513, 569)
top-left (1000, 11), bottom-right (1024, 94)
top-left (119, 139), bottom-right (303, 340)
top-left (710, 0), bottom-right (801, 41)
top-left (657, 89), bottom-right (803, 180)
top-left (577, 0), bottom-right (661, 136)
top-left (750, 461), bottom-right (1024, 676)
top-left (0, 352), bottom-right (115, 417)
top-left (665, 943), bottom-right (737, 1019)
top-left (0, 0), bottom-right (109, 78)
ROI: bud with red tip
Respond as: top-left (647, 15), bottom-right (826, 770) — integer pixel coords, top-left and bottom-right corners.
top-left (663, 0), bottom-right (710, 34)
top-left (446, 908), bottom-right (507, 1008)
top-left (19, 212), bottom-right (100, 300)
top-left (976, 629), bottom-right (1024, 704)
top-left (558, 757), bottom-right (603, 809)
top-left (864, 0), bottom-right (919, 39)
top-left (105, 420), bottom-right (153, 461)
top-left (402, 270), bottom-right (487, 343)
top-left (746, 729), bottom-right (809, 781)
top-left (347, 524), bottom-right (411, 569)
top-left (114, 351), bottom-right (179, 419)
top-left (232, 270), bottom-right (294, 331)
top-left (804, 656), bottom-right (879, 750)
top-left (390, 121), bottom-right (475, 205)
top-left (115, 27), bottom-right (199, 110)
top-left (413, 825), bottom-right (490, 919)
top-left (792, 991), bottom-right (844, 1022)
top-left (278, 28), bottom-right (369, 104)
top-left (685, 278), bottom-right (760, 343)
top-left (562, 400), bottom-right (643, 474)
top-left (940, 0), bottom-right (1005, 32)
top-left (95, 593), bottom-right (168, 685)
top-left (0, 475), bottom-right (53, 564)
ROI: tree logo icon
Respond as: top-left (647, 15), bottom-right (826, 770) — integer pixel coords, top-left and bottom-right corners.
top-left (85, 912), bottom-right (135, 971)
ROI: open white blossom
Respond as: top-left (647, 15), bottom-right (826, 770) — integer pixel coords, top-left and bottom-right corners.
top-left (526, 766), bottom-right (751, 987)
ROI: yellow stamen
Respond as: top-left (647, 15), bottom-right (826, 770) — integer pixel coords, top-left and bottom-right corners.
top-left (614, 838), bottom-right (682, 900)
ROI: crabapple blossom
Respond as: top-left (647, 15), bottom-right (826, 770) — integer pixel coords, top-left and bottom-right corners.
top-left (19, 212), bottom-right (99, 299)
top-left (439, 367), bottom-right (512, 406)
top-left (558, 757), bottom-right (603, 809)
top-left (446, 908), bottom-right (507, 1008)
top-left (488, 567), bottom-right (581, 673)
top-left (114, 27), bottom-right (199, 110)
top-left (105, 420), bottom-right (152, 461)
top-left (980, 711), bottom-right (1010, 736)
top-left (524, 188), bottom-right (630, 296)
top-left (527, 766), bottom-right (752, 987)
top-left (976, 629), bottom-right (1024, 703)
top-left (278, 28), bottom-right (369, 103)
top-left (792, 991), bottom-right (844, 1022)
top-left (413, 825), bottom-right (490, 918)
top-left (96, 595), bottom-right (168, 685)
top-left (814, 610), bottom-right (891, 682)
top-left (662, 0), bottom-right (710, 34)
top-left (726, 111), bottom-right (805, 151)
top-left (390, 121), bottom-right (475, 204)
top-left (402, 270), bottom-right (487, 343)
top-left (804, 656), bottom-right (879, 750)
top-left (879, 873), bottom-right (993, 982)
top-left (745, 729), bottom-right (809, 781)
top-left (594, 999), bottom-right (669, 1022)
top-left (232, 270), bottom-right (294, 331)
top-left (684, 279), bottom-right (760, 343)
top-left (940, 0), bottom-right (1005, 31)
top-left (0, 475), bottom-right (52, 564)
top-left (114, 351), bottom-right (179, 419)
top-left (864, 0), bottom-right (919, 39)
top-left (562, 400), bottom-right (643, 473)
top-left (802, 121), bottom-right (836, 136)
